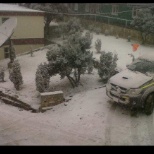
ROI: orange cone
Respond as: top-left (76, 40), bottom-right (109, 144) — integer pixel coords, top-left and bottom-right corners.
top-left (132, 44), bottom-right (139, 52)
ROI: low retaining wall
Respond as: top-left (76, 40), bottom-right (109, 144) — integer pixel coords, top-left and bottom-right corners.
top-left (40, 91), bottom-right (64, 109)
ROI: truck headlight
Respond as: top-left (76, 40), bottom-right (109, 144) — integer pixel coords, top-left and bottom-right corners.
top-left (128, 88), bottom-right (142, 95)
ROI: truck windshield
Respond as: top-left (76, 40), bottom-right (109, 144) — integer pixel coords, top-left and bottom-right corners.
top-left (127, 59), bottom-right (154, 74)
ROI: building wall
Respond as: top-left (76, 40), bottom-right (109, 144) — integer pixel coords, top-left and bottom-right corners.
top-left (0, 44), bottom-right (43, 60)
top-left (0, 15), bottom-right (44, 39)
top-left (0, 14), bottom-right (44, 60)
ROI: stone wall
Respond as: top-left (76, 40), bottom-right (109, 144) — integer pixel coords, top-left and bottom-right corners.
top-left (40, 91), bottom-right (64, 108)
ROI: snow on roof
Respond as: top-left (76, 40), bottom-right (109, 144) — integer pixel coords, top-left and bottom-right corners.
top-left (0, 4), bottom-right (44, 13)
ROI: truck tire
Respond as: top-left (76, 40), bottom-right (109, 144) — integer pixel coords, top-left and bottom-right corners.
top-left (144, 93), bottom-right (154, 115)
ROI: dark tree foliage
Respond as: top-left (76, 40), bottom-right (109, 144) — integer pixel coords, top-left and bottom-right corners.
top-left (98, 51), bottom-right (118, 83)
top-left (35, 63), bottom-right (50, 93)
top-left (9, 60), bottom-right (23, 90)
top-left (131, 8), bottom-right (154, 44)
top-left (46, 32), bottom-right (94, 88)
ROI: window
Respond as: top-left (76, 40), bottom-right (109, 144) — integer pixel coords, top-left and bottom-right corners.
top-left (132, 7), bottom-right (139, 18)
top-left (74, 3), bottom-right (78, 11)
top-left (112, 5), bottom-right (119, 15)
top-left (85, 3), bottom-right (90, 12)
top-left (4, 47), bottom-right (10, 59)
top-left (2, 17), bottom-right (9, 24)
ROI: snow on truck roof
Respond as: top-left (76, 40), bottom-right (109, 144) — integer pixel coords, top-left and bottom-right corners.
top-left (139, 53), bottom-right (154, 62)
top-left (0, 4), bottom-right (44, 13)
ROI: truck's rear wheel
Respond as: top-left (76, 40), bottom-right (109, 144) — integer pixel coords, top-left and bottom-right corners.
top-left (144, 93), bottom-right (154, 115)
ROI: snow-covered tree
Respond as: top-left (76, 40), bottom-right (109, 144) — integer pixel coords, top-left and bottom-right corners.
top-left (35, 63), bottom-right (50, 93)
top-left (131, 8), bottom-right (154, 44)
top-left (94, 27), bottom-right (101, 34)
top-left (66, 17), bottom-right (82, 35)
top-left (84, 31), bottom-right (93, 49)
top-left (98, 51), bottom-right (118, 83)
top-left (9, 60), bottom-right (23, 90)
top-left (46, 32), bottom-right (94, 88)
top-left (0, 67), bottom-right (5, 82)
top-left (95, 39), bottom-right (101, 53)
top-left (58, 22), bottom-right (67, 39)
top-left (9, 40), bottom-right (16, 63)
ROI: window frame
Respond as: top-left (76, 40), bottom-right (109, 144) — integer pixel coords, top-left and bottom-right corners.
top-left (4, 47), bottom-right (10, 59)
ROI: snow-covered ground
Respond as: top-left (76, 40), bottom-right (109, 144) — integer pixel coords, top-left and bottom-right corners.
top-left (0, 31), bottom-right (154, 145)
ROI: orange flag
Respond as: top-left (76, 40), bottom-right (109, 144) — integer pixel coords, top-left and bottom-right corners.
top-left (132, 44), bottom-right (139, 52)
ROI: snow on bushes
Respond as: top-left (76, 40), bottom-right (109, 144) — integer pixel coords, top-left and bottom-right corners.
top-left (9, 60), bottom-right (23, 90)
top-left (85, 31), bottom-right (93, 49)
top-left (44, 32), bottom-right (94, 88)
top-left (98, 51), bottom-right (118, 83)
top-left (66, 17), bottom-right (83, 35)
top-left (35, 63), bottom-right (50, 93)
top-left (95, 39), bottom-right (102, 53)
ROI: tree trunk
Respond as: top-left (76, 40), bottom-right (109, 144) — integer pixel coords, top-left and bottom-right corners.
top-left (77, 68), bottom-right (81, 83)
top-left (44, 13), bottom-right (53, 39)
top-left (141, 32), bottom-right (145, 44)
top-left (67, 75), bottom-right (77, 88)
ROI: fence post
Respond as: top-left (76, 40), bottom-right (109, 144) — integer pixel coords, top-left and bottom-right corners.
top-left (125, 20), bottom-right (127, 27)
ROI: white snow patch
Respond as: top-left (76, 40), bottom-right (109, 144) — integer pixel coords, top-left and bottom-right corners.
top-left (40, 91), bottom-right (63, 96)
top-left (0, 30), bottom-right (154, 145)
top-left (49, 21), bottom-right (59, 26)
top-left (0, 4), bottom-right (44, 12)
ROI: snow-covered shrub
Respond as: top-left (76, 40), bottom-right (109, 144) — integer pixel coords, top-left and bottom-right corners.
top-left (0, 67), bottom-right (5, 82)
top-left (46, 45), bottom-right (61, 62)
top-left (9, 42), bottom-right (16, 63)
top-left (46, 32), bottom-right (94, 88)
top-left (59, 22), bottom-right (67, 39)
top-left (66, 17), bottom-right (82, 35)
top-left (35, 63), bottom-right (50, 93)
top-left (104, 29), bottom-right (110, 36)
top-left (127, 35), bottom-right (131, 42)
top-left (88, 25), bottom-right (95, 32)
top-left (94, 27), bottom-right (101, 34)
top-left (95, 39), bottom-right (102, 53)
top-left (98, 51), bottom-right (118, 83)
top-left (87, 52), bottom-right (94, 74)
top-left (9, 60), bottom-right (23, 90)
top-left (84, 31), bottom-right (93, 49)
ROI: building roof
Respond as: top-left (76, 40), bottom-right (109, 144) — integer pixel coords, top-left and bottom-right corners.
top-left (0, 4), bottom-right (44, 13)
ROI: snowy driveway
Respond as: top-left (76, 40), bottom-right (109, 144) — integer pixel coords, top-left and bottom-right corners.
top-left (0, 87), bottom-right (154, 145)
top-left (1, 32), bottom-right (154, 145)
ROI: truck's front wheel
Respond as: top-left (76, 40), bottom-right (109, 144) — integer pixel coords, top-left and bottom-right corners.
top-left (144, 93), bottom-right (154, 115)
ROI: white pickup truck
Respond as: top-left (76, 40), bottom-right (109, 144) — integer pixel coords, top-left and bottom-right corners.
top-left (106, 53), bottom-right (154, 115)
